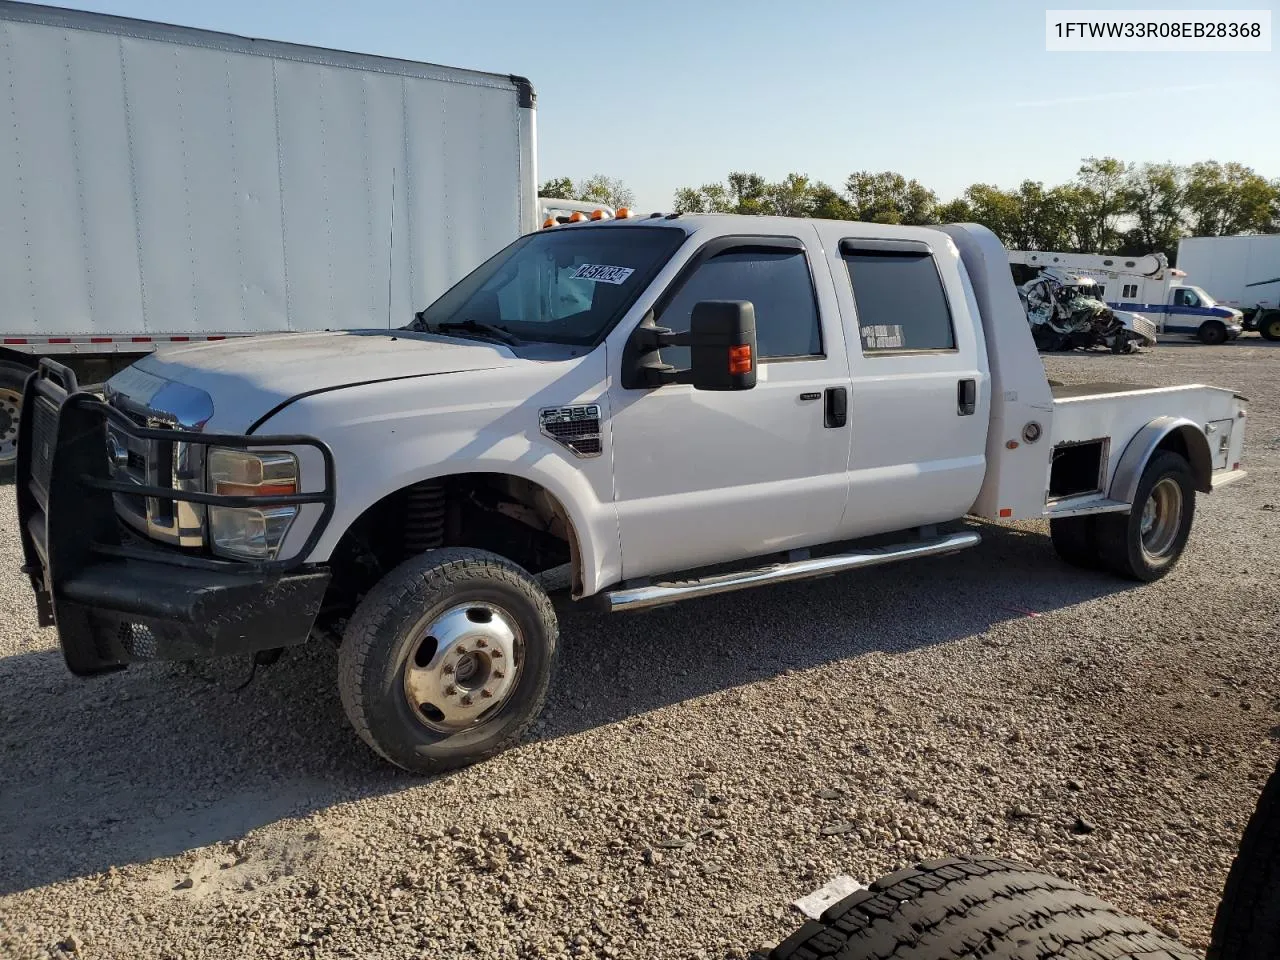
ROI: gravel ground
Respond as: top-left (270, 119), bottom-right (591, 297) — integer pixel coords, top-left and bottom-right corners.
top-left (1, 339), bottom-right (1278, 960)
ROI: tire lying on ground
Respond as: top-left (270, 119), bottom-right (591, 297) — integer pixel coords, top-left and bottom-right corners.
top-left (769, 857), bottom-right (1196, 960)
top-left (1208, 756), bottom-right (1280, 960)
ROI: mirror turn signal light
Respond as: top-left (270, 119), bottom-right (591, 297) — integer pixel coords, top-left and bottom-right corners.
top-left (727, 344), bottom-right (753, 375)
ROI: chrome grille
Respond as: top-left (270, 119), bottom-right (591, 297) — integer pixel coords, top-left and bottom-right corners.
top-left (106, 396), bottom-right (206, 547)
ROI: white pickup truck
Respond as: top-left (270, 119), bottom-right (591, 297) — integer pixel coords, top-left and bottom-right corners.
top-left (16, 216), bottom-right (1249, 773)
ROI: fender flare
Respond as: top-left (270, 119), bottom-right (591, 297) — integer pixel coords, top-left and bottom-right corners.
top-left (1108, 416), bottom-right (1213, 504)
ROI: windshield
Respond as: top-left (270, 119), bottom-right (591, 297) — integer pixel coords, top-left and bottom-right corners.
top-left (410, 226), bottom-right (685, 345)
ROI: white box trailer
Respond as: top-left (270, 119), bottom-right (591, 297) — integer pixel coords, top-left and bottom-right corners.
top-left (0, 1), bottom-right (538, 465)
top-left (1176, 234), bottom-right (1280, 340)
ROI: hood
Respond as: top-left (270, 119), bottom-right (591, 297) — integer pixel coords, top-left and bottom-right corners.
top-left (113, 330), bottom-right (513, 432)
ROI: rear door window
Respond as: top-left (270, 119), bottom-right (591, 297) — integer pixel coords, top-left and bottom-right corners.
top-left (841, 244), bottom-right (955, 353)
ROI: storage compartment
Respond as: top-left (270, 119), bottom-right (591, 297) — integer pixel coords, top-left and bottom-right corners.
top-left (1048, 438), bottom-right (1108, 500)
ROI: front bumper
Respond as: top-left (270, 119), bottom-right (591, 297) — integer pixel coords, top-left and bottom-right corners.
top-left (1228, 323), bottom-right (1244, 339)
top-left (16, 360), bottom-right (334, 675)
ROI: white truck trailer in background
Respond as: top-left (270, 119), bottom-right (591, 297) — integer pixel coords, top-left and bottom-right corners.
top-left (0, 1), bottom-right (538, 467)
top-left (1176, 235), bottom-right (1280, 341)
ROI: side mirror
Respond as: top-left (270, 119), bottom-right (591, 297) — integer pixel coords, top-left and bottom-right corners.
top-left (687, 300), bottom-right (757, 391)
top-left (623, 300), bottom-right (758, 391)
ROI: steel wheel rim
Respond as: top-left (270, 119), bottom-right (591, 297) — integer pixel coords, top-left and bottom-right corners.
top-left (402, 601), bottom-right (523, 734)
top-left (0, 385), bottom-right (20, 464)
top-left (1140, 477), bottom-right (1182, 561)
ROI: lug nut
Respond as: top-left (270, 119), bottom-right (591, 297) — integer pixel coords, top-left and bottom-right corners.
top-left (493, 669), bottom-right (505, 679)
top-left (481, 689), bottom-right (494, 699)
top-left (444, 685), bottom-right (457, 696)
top-left (475, 638), bottom-right (488, 649)
top-left (461, 695), bottom-right (473, 706)
top-left (442, 663), bottom-right (455, 675)
top-left (490, 649), bottom-right (503, 658)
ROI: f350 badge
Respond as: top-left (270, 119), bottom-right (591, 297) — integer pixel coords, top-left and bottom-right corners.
top-left (538, 404), bottom-right (603, 459)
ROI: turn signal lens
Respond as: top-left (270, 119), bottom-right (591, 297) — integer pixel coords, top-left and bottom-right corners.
top-left (209, 449), bottom-right (297, 497)
top-left (207, 448), bottom-right (300, 560)
top-left (728, 344), bottom-right (753, 375)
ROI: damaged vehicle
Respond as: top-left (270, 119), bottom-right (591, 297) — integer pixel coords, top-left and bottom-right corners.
top-left (1019, 267), bottom-right (1158, 354)
top-left (17, 217), bottom-right (1248, 774)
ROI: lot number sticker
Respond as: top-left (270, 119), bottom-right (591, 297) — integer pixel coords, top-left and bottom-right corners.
top-left (569, 263), bottom-right (635, 285)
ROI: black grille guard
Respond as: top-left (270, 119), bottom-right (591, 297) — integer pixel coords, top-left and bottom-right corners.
top-left (16, 358), bottom-right (337, 676)
top-left (19, 357), bottom-right (336, 577)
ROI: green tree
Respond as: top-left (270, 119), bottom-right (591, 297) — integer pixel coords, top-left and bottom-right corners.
top-left (575, 173), bottom-right (636, 209)
top-left (726, 172), bottom-right (769, 214)
top-left (539, 174), bottom-right (635, 209)
top-left (935, 197), bottom-right (973, 224)
top-left (809, 182), bottom-right (854, 220)
top-left (844, 171), bottom-right (938, 224)
top-left (763, 173), bottom-right (815, 217)
top-left (1122, 162), bottom-right (1184, 255)
top-left (1183, 161), bottom-right (1278, 236)
top-left (1072, 156), bottom-right (1132, 251)
top-left (538, 177), bottom-right (575, 200)
top-left (959, 183), bottom-right (1021, 245)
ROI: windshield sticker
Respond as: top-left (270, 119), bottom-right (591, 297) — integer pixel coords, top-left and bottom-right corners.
top-left (569, 263), bottom-right (635, 285)
top-left (863, 324), bottom-right (905, 349)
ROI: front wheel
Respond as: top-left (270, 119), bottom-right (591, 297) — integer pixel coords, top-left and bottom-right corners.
top-left (1198, 320), bottom-right (1228, 345)
top-left (1095, 451), bottom-right (1195, 581)
top-left (338, 548), bottom-right (558, 773)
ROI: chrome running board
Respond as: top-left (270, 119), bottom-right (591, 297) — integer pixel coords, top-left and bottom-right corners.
top-left (602, 530), bottom-right (981, 613)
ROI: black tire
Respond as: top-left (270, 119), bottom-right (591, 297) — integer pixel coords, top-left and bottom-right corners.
top-left (0, 360), bottom-right (31, 471)
top-left (1094, 451), bottom-right (1195, 582)
top-left (1198, 320), bottom-right (1228, 345)
top-left (1049, 515), bottom-right (1101, 569)
top-left (1258, 312), bottom-right (1280, 342)
top-left (1208, 757), bottom-right (1280, 960)
top-left (770, 857), bottom-right (1195, 960)
top-left (337, 547), bottom-right (558, 774)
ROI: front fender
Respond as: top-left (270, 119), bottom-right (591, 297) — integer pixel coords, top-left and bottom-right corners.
top-left (315, 434), bottom-right (620, 597)
top-left (257, 363), bottom-right (622, 597)
top-left (1109, 416), bottom-right (1213, 504)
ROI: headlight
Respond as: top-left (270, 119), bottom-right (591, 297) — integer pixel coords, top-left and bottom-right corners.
top-left (207, 448), bottom-right (299, 560)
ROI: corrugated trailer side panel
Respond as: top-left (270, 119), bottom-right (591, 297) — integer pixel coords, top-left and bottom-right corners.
top-left (0, 6), bottom-right (530, 338)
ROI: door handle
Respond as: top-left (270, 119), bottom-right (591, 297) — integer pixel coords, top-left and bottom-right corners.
top-left (957, 379), bottom-right (976, 416)
top-left (824, 387), bottom-right (847, 428)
